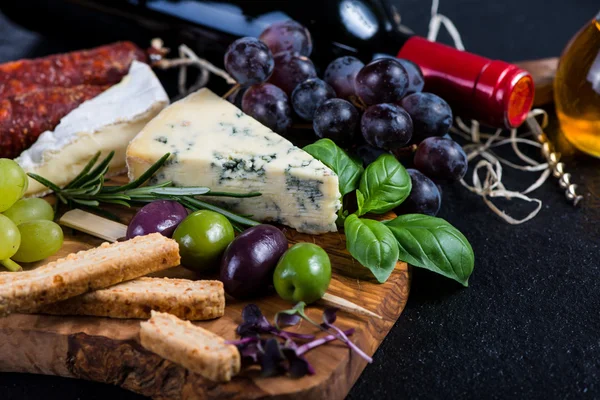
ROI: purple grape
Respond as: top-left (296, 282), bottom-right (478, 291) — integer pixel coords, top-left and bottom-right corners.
top-left (259, 20), bottom-right (313, 57)
top-left (355, 58), bottom-right (408, 105)
top-left (313, 99), bottom-right (359, 145)
top-left (354, 144), bottom-right (391, 167)
top-left (268, 52), bottom-right (317, 95)
top-left (396, 59), bottom-right (424, 95)
top-left (224, 37), bottom-right (274, 86)
top-left (291, 78), bottom-right (336, 121)
top-left (371, 56), bottom-right (424, 94)
top-left (361, 103), bottom-right (413, 150)
top-left (323, 56), bottom-right (364, 100)
top-left (395, 169), bottom-right (441, 216)
top-left (400, 92), bottom-right (453, 139)
top-left (242, 83), bottom-right (292, 134)
top-left (414, 137), bottom-right (468, 181)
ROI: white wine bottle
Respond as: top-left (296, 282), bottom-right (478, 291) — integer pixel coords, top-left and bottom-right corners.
top-left (555, 11), bottom-right (600, 157)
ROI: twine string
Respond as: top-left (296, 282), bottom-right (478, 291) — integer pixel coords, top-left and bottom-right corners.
top-left (151, 40), bottom-right (236, 97)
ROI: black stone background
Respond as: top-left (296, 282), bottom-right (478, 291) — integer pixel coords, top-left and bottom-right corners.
top-left (1, 1), bottom-right (600, 399)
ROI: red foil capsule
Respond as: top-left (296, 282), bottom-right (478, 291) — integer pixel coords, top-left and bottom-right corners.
top-left (397, 36), bottom-right (535, 129)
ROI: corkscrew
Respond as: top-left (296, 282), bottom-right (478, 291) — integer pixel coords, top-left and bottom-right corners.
top-left (525, 116), bottom-right (584, 206)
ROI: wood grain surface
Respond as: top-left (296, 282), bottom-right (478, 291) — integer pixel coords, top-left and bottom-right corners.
top-left (0, 177), bottom-right (410, 400)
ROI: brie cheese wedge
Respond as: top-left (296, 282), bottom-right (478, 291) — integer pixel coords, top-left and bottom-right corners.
top-left (126, 88), bottom-right (341, 234)
top-left (16, 61), bottom-right (169, 197)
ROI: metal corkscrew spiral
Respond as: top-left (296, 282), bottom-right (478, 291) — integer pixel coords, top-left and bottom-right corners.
top-left (526, 116), bottom-right (584, 206)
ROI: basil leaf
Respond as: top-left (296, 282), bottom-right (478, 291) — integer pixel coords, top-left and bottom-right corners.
top-left (385, 214), bottom-right (475, 287)
top-left (303, 139), bottom-right (364, 196)
top-left (357, 154), bottom-right (411, 216)
top-left (344, 214), bottom-right (399, 283)
top-left (356, 189), bottom-right (366, 214)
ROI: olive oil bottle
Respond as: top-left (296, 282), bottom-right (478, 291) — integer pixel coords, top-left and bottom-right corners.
top-left (555, 12), bottom-right (600, 157)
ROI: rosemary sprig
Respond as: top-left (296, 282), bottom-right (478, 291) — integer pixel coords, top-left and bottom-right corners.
top-left (178, 196), bottom-right (261, 228)
top-left (28, 151), bottom-right (262, 227)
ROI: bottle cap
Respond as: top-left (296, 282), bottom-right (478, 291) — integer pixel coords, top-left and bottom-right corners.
top-left (397, 36), bottom-right (534, 129)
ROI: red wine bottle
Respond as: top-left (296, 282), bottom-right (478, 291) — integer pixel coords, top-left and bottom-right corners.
top-left (1, 0), bottom-right (534, 129)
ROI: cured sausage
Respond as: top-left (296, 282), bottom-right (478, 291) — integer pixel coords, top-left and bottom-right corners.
top-left (0, 41), bottom-right (147, 158)
top-left (0, 41), bottom-right (146, 98)
top-left (0, 85), bottom-right (108, 158)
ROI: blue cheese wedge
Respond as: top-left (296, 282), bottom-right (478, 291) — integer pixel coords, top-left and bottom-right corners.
top-left (16, 61), bottom-right (169, 197)
top-left (126, 88), bottom-right (341, 234)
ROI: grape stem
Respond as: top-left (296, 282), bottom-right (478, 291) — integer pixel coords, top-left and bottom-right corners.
top-left (222, 83), bottom-right (241, 100)
top-left (1, 259), bottom-right (22, 272)
top-left (348, 95), bottom-right (367, 111)
top-left (150, 41), bottom-right (236, 97)
top-left (391, 144), bottom-right (418, 158)
top-left (153, 44), bottom-right (236, 84)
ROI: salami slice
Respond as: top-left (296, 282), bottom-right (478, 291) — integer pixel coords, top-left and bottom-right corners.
top-left (0, 85), bottom-right (108, 158)
top-left (0, 41), bottom-right (146, 98)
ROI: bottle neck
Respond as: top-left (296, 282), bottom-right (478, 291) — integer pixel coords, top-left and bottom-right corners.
top-left (398, 36), bottom-right (534, 128)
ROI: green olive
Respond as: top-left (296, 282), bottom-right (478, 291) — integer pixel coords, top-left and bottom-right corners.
top-left (273, 243), bottom-right (332, 304)
top-left (172, 210), bottom-right (234, 272)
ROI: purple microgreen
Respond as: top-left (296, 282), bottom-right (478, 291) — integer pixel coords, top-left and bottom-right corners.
top-left (236, 322), bottom-right (265, 337)
top-left (322, 307), bottom-right (339, 325)
top-left (323, 322), bottom-right (373, 363)
top-left (284, 338), bottom-right (298, 350)
top-left (290, 301), bottom-right (321, 327)
top-left (237, 304), bottom-right (272, 337)
top-left (239, 341), bottom-right (262, 364)
top-left (241, 304), bottom-right (271, 329)
top-left (242, 304), bottom-right (261, 321)
top-left (232, 303), bottom-right (371, 378)
top-left (281, 348), bottom-right (315, 378)
top-left (278, 331), bottom-right (315, 341)
top-left (260, 338), bottom-right (286, 377)
top-left (296, 328), bottom-right (355, 356)
top-left (274, 309), bottom-right (302, 330)
top-left (298, 304), bottom-right (372, 363)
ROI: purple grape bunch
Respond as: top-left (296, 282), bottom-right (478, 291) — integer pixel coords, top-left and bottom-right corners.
top-left (223, 19), bottom-right (468, 217)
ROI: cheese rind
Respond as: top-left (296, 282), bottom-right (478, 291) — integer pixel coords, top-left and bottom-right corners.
top-left (127, 88), bottom-right (341, 234)
top-left (16, 61), bottom-right (169, 197)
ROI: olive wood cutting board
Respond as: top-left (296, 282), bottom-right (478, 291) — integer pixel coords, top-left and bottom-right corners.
top-left (0, 177), bottom-right (410, 400)
top-left (0, 56), bottom-right (559, 400)
top-left (0, 55), bottom-right (557, 400)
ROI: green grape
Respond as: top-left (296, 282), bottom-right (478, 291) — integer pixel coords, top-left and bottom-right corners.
top-left (0, 159), bottom-right (28, 212)
top-left (12, 220), bottom-right (63, 263)
top-left (2, 198), bottom-right (54, 225)
top-left (0, 214), bottom-right (21, 261)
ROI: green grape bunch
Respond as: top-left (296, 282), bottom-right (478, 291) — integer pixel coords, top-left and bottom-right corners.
top-left (0, 159), bottom-right (63, 271)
